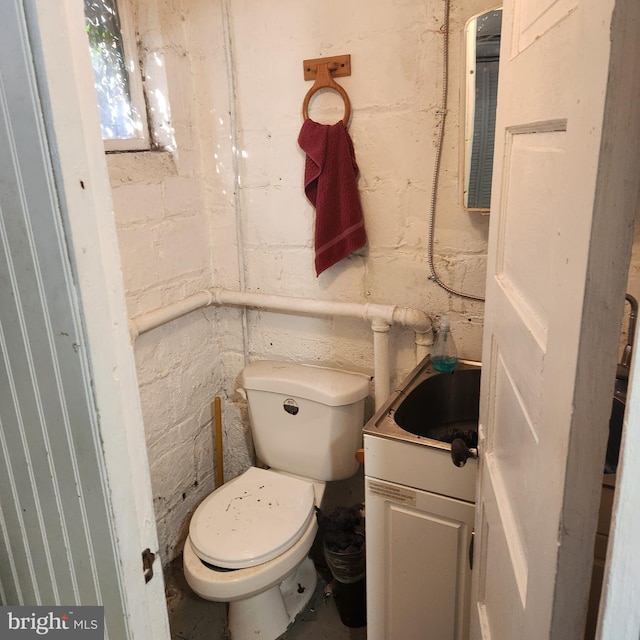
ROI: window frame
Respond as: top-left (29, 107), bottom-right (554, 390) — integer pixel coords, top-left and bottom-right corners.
top-left (95, 0), bottom-right (150, 152)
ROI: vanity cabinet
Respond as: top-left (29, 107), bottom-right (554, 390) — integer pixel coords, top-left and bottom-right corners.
top-left (364, 434), bottom-right (476, 640)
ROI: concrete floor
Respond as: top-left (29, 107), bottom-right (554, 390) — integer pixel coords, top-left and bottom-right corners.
top-left (164, 553), bottom-right (367, 640)
top-left (165, 470), bottom-right (368, 640)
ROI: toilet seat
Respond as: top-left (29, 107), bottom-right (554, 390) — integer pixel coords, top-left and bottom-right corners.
top-left (189, 467), bottom-right (315, 569)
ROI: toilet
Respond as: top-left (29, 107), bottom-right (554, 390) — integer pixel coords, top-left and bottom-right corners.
top-left (183, 360), bottom-right (370, 640)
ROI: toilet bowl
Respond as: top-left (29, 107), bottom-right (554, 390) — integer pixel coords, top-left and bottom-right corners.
top-left (183, 360), bottom-right (370, 640)
top-left (183, 468), bottom-right (325, 639)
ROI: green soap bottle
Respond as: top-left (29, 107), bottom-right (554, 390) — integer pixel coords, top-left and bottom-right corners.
top-left (432, 315), bottom-right (458, 372)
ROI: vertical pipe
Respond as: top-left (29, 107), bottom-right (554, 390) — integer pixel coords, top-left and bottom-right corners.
top-left (220, 0), bottom-right (250, 366)
top-left (372, 320), bottom-right (391, 409)
top-left (214, 397), bottom-right (224, 487)
top-left (415, 327), bottom-right (434, 363)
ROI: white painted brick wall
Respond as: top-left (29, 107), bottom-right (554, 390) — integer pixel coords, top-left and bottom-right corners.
top-left (107, 0), bottom-right (504, 563)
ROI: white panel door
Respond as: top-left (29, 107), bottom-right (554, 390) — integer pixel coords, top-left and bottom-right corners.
top-left (472, 0), bottom-right (640, 638)
top-left (0, 1), bottom-right (170, 637)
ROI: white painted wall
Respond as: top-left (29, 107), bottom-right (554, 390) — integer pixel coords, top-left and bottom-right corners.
top-left (107, 0), bottom-right (496, 563)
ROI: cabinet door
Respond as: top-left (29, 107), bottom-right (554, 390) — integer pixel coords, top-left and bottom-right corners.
top-left (366, 477), bottom-right (474, 640)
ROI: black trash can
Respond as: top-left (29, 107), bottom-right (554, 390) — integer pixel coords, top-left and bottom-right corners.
top-left (316, 504), bottom-right (367, 628)
top-left (323, 541), bottom-right (367, 628)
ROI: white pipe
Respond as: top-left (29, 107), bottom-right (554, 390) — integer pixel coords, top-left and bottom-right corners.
top-left (415, 328), bottom-right (433, 363)
top-left (220, 0), bottom-right (250, 367)
top-left (207, 288), bottom-right (432, 331)
top-left (128, 290), bottom-right (212, 339)
top-left (129, 287), bottom-right (433, 407)
top-left (371, 319), bottom-right (391, 409)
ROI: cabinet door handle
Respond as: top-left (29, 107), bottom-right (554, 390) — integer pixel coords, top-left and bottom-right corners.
top-left (469, 530), bottom-right (475, 570)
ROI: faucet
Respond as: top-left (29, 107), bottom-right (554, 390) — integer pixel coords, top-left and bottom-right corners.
top-left (620, 293), bottom-right (638, 369)
top-left (615, 294), bottom-right (638, 397)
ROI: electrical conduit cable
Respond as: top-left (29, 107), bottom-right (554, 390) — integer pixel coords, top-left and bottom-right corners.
top-left (427, 0), bottom-right (485, 302)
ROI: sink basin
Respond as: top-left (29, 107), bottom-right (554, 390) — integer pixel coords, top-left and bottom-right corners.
top-left (364, 357), bottom-right (481, 451)
top-left (394, 368), bottom-right (480, 447)
top-left (366, 354), bottom-right (621, 475)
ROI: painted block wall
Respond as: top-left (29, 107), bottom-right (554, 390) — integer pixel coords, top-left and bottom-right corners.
top-left (105, 0), bottom-right (498, 563)
top-left (105, 0), bottom-right (247, 559)
top-left (231, 0), bottom-right (491, 374)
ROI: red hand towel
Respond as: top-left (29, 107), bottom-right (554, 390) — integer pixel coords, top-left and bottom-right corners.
top-left (298, 119), bottom-right (367, 276)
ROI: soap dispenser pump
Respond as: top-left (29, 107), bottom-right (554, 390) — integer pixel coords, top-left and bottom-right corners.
top-left (432, 315), bottom-right (458, 372)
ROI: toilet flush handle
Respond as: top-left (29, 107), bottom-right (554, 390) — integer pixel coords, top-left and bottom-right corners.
top-left (451, 438), bottom-right (478, 468)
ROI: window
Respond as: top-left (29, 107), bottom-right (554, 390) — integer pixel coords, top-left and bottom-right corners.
top-left (84, 0), bottom-right (149, 151)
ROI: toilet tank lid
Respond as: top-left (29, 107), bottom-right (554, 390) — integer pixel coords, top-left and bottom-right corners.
top-left (242, 360), bottom-right (370, 406)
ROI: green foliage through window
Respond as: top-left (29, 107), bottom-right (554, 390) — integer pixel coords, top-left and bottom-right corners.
top-left (84, 0), bottom-right (142, 141)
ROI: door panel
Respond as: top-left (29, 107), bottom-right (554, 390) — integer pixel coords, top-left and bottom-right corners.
top-left (516, 0), bottom-right (578, 52)
top-left (477, 485), bottom-right (525, 637)
top-left (498, 126), bottom-right (567, 334)
top-left (366, 477), bottom-right (474, 640)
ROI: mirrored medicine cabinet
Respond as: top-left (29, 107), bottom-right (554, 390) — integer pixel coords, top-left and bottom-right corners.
top-left (463, 7), bottom-right (502, 212)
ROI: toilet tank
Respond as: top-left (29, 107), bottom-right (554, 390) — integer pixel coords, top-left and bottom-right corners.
top-left (242, 360), bottom-right (370, 481)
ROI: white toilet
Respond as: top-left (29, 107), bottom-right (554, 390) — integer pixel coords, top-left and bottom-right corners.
top-left (183, 360), bottom-right (370, 640)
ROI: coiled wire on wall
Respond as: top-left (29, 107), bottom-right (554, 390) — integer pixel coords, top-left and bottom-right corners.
top-left (427, 0), bottom-right (486, 302)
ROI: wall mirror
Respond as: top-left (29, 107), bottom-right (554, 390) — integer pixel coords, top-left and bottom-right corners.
top-left (463, 7), bottom-right (502, 211)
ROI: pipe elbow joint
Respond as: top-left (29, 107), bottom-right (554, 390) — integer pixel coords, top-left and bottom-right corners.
top-left (370, 317), bottom-right (391, 332)
top-left (393, 307), bottom-right (432, 333)
top-left (414, 325), bottom-right (434, 347)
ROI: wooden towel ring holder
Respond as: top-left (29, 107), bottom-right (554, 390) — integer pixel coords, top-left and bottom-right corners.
top-left (302, 56), bottom-right (352, 126)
